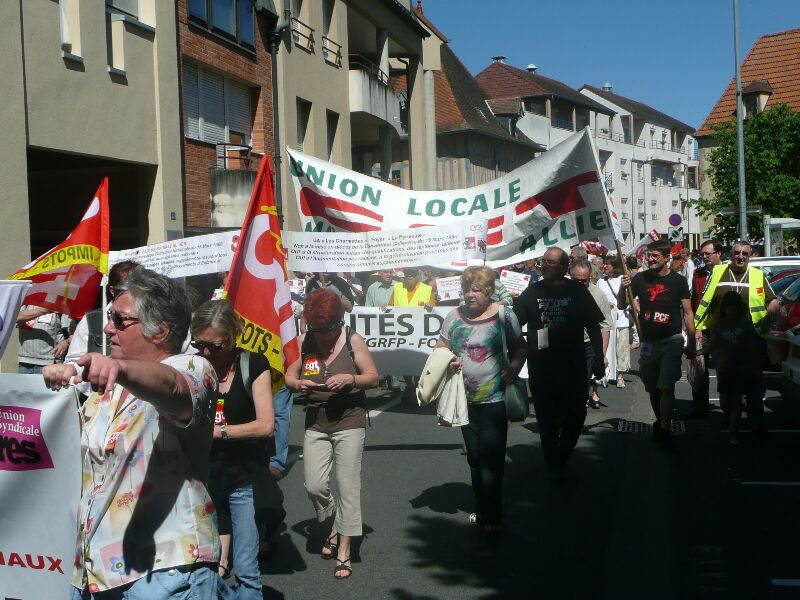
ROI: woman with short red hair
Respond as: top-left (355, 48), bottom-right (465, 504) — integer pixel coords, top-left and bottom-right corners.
top-left (285, 289), bottom-right (379, 579)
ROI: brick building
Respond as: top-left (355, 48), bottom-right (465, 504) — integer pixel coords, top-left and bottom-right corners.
top-left (177, 0), bottom-right (280, 233)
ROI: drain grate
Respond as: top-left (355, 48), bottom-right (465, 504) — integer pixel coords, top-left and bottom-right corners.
top-left (617, 420), bottom-right (685, 434)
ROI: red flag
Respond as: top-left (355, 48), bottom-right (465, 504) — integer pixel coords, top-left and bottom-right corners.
top-left (224, 158), bottom-right (299, 388)
top-left (9, 179), bottom-right (110, 319)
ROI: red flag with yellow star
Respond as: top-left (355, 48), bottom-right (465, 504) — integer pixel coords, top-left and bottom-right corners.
top-left (224, 157), bottom-right (299, 388)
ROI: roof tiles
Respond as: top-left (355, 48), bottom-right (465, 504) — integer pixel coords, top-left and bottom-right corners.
top-left (696, 28), bottom-right (800, 137)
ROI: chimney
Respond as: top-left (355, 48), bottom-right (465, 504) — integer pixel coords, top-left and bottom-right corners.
top-left (526, 64), bottom-right (537, 74)
top-left (491, 55), bottom-right (507, 64)
top-left (602, 81), bottom-right (613, 92)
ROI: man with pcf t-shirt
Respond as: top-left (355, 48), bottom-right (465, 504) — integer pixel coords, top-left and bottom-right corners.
top-left (618, 239), bottom-right (695, 449)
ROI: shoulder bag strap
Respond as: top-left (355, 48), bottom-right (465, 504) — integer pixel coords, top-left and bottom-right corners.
top-left (498, 305), bottom-right (510, 367)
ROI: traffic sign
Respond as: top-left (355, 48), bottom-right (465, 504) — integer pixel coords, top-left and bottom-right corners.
top-left (668, 226), bottom-right (683, 241)
top-left (668, 213), bottom-right (682, 227)
top-left (718, 205), bottom-right (762, 216)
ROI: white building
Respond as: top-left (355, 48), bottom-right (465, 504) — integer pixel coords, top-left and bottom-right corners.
top-left (580, 83), bottom-right (700, 250)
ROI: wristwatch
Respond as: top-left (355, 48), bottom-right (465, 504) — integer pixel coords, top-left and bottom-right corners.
top-left (220, 423), bottom-right (229, 441)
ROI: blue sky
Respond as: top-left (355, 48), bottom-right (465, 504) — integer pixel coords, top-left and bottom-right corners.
top-left (419, 0), bottom-right (800, 129)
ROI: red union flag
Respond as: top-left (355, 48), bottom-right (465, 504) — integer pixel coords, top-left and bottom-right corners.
top-left (9, 179), bottom-right (110, 319)
top-left (287, 129), bottom-right (622, 266)
top-left (224, 157), bottom-right (299, 387)
top-left (629, 229), bottom-right (661, 262)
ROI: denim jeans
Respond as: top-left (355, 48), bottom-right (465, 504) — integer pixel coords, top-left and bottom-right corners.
top-left (214, 484), bottom-right (263, 600)
top-left (19, 363), bottom-right (44, 374)
top-left (69, 565), bottom-right (217, 599)
top-left (269, 385), bottom-right (293, 473)
top-left (461, 401), bottom-right (508, 525)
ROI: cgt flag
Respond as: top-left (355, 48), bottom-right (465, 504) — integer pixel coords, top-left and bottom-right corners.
top-left (629, 229), bottom-right (661, 262)
top-left (9, 179), bottom-right (110, 319)
top-left (224, 157), bottom-right (299, 389)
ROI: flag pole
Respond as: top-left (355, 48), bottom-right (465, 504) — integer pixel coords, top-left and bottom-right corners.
top-left (614, 240), bottom-right (642, 339)
top-left (101, 274), bottom-right (108, 355)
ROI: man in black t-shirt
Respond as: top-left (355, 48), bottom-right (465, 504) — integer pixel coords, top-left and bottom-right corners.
top-left (619, 239), bottom-right (695, 448)
top-left (514, 247), bottom-right (605, 478)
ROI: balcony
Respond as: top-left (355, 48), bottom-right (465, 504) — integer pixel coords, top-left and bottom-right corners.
top-left (322, 36), bottom-right (342, 67)
top-left (551, 116), bottom-right (573, 131)
top-left (349, 55), bottom-right (403, 135)
top-left (291, 17), bottom-right (314, 53)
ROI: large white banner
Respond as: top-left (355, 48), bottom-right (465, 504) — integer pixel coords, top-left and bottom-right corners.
top-left (284, 219), bottom-right (487, 272)
top-left (0, 376), bottom-right (80, 599)
top-left (0, 281), bottom-right (32, 359)
top-left (109, 231), bottom-right (238, 278)
top-left (288, 129), bottom-right (621, 267)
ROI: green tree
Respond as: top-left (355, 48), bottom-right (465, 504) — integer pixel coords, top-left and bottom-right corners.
top-left (694, 102), bottom-right (800, 242)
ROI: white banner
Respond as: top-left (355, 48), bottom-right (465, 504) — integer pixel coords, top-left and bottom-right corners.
top-left (0, 281), bottom-right (32, 359)
top-left (288, 129), bottom-right (621, 268)
top-left (109, 231), bottom-right (238, 278)
top-left (436, 276), bottom-right (462, 302)
top-left (284, 220), bottom-right (487, 272)
top-left (0, 376), bottom-right (80, 599)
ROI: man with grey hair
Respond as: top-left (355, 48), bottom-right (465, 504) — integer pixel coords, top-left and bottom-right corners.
top-left (514, 247), bottom-right (605, 479)
top-left (44, 266), bottom-right (221, 599)
top-left (569, 259), bottom-right (613, 409)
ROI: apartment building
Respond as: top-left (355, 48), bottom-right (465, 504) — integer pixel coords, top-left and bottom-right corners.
top-left (580, 84), bottom-right (700, 250)
top-left (1, 0), bottom-right (183, 370)
top-left (178, 0), bottom-right (279, 232)
top-left (273, 0), bottom-right (436, 229)
top-left (411, 4), bottom-right (542, 190)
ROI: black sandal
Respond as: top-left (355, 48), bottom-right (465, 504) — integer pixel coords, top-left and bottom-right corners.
top-left (334, 557), bottom-right (352, 579)
top-left (218, 563), bottom-right (231, 579)
top-left (321, 532), bottom-right (338, 560)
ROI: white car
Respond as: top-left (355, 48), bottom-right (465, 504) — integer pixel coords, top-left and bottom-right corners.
top-left (782, 323), bottom-right (800, 401)
top-left (747, 256), bottom-right (800, 279)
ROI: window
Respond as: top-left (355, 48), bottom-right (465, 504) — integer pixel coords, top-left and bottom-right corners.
top-left (621, 197), bottom-right (628, 204)
top-left (189, 0), bottom-right (255, 49)
top-left (106, 0), bottom-right (138, 18)
top-left (60, 0), bottom-right (81, 56)
top-left (636, 162), bottom-right (643, 182)
top-left (322, 0), bottom-right (334, 36)
top-left (326, 110), bottom-right (339, 161)
top-left (523, 98), bottom-right (546, 116)
top-left (182, 63), bottom-right (253, 145)
top-left (296, 98), bottom-right (311, 152)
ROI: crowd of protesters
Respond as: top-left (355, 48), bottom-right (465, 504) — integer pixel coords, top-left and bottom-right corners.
top-left (16, 237), bottom-right (796, 598)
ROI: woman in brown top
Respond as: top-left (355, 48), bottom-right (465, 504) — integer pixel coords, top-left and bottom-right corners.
top-left (284, 289), bottom-right (379, 579)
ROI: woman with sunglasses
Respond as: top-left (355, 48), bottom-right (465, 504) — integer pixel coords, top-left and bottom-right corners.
top-left (284, 288), bottom-right (379, 579)
top-left (191, 299), bottom-right (274, 600)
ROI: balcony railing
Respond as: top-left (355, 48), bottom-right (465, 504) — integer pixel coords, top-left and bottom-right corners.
top-left (215, 143), bottom-right (252, 170)
top-left (604, 172), bottom-right (613, 191)
top-left (594, 130), bottom-right (689, 155)
top-left (649, 140), bottom-right (685, 154)
top-left (551, 116), bottom-right (573, 131)
top-left (291, 17), bottom-right (315, 52)
top-left (322, 36), bottom-right (342, 67)
top-left (349, 54), bottom-right (388, 85)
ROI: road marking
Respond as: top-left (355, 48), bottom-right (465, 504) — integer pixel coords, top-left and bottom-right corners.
top-left (772, 579), bottom-right (800, 587)
top-left (369, 396), bottom-right (401, 417)
top-left (740, 481), bottom-right (800, 486)
top-left (723, 429), bottom-right (800, 433)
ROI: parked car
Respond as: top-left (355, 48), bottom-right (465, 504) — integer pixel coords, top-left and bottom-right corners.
top-left (768, 267), bottom-right (800, 296)
top-left (767, 274), bottom-right (800, 368)
top-left (748, 256), bottom-right (800, 279)
top-left (781, 323), bottom-right (800, 402)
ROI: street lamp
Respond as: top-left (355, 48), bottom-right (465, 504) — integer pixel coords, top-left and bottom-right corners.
top-left (733, 0), bottom-right (748, 240)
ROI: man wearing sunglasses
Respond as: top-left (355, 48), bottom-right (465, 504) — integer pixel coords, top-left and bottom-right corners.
top-left (693, 240), bottom-right (780, 434)
top-left (685, 240), bottom-right (723, 418)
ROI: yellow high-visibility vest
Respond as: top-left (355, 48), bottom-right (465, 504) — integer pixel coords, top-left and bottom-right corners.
top-left (393, 281), bottom-right (433, 307)
top-left (694, 264), bottom-right (768, 334)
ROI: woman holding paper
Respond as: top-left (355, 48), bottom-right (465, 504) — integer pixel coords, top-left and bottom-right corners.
top-left (435, 266), bottom-right (527, 533)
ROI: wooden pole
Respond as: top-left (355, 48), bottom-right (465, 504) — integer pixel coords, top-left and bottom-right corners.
top-left (614, 240), bottom-right (642, 339)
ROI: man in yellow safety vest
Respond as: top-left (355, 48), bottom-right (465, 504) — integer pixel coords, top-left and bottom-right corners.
top-left (389, 269), bottom-right (436, 310)
top-left (693, 239), bottom-right (780, 435)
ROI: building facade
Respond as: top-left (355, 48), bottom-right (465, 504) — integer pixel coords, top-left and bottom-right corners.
top-left (1, 0), bottom-right (184, 370)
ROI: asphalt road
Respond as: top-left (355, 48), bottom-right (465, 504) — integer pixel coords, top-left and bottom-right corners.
top-left (255, 357), bottom-right (800, 599)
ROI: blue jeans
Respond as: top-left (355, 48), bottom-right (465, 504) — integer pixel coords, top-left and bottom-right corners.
top-left (19, 363), bottom-right (44, 374)
top-left (69, 565), bottom-right (217, 599)
top-left (269, 385), bottom-right (293, 473)
top-left (215, 484), bottom-right (263, 600)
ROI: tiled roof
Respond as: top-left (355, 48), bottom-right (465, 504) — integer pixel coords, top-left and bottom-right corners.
top-left (696, 28), bottom-right (800, 137)
top-left (580, 84), bottom-right (694, 132)
top-left (742, 79), bottom-right (774, 95)
top-left (475, 62), bottom-right (614, 115)
top-left (435, 45), bottom-right (541, 149)
top-left (486, 98), bottom-right (522, 116)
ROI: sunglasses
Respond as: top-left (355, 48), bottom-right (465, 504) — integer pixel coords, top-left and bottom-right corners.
top-left (190, 340), bottom-right (227, 354)
top-left (106, 309), bottom-right (140, 330)
top-left (308, 321), bottom-right (343, 334)
top-left (733, 250), bottom-right (750, 256)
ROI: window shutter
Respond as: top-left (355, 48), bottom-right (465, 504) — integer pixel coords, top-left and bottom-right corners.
top-left (200, 69), bottom-right (226, 144)
top-left (226, 79), bottom-right (252, 144)
top-left (182, 63), bottom-right (200, 140)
